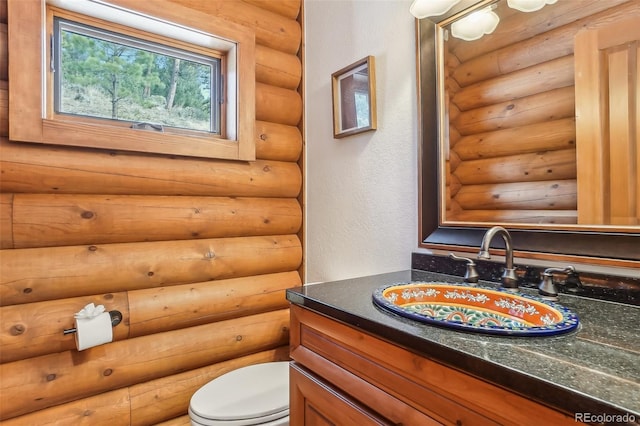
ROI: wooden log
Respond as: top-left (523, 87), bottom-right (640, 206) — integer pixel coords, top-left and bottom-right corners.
top-left (448, 150), bottom-right (461, 174)
top-left (446, 199), bottom-right (463, 216)
top-left (0, 293), bottom-right (130, 364)
top-left (452, 55), bottom-right (574, 111)
top-left (8, 194), bottom-right (302, 248)
top-left (0, 235), bottom-right (302, 306)
top-left (454, 180), bottom-right (577, 210)
top-left (0, 138), bottom-right (301, 197)
top-left (452, 1), bottom-right (640, 87)
top-left (0, 348), bottom-right (288, 424)
top-left (448, 173), bottom-right (461, 199)
top-left (0, 80), bottom-right (7, 137)
top-left (256, 83), bottom-right (302, 126)
top-left (445, 50), bottom-right (460, 95)
top-left (448, 126), bottom-right (461, 149)
top-left (446, 83), bottom-right (460, 110)
top-left (0, 193), bottom-right (11, 249)
top-left (129, 347), bottom-right (289, 425)
top-left (255, 120), bottom-right (302, 161)
top-left (453, 118), bottom-right (575, 161)
top-left (459, 45), bottom-right (552, 93)
top-left (256, 45), bottom-right (302, 90)
top-left (0, 389), bottom-right (132, 425)
top-left (167, 0), bottom-right (301, 55)
top-left (450, 0), bottom-right (631, 63)
top-left (128, 271), bottom-right (300, 337)
top-left (0, 272), bottom-right (297, 363)
top-left (0, 309), bottom-right (290, 420)
top-left (453, 149), bottom-right (576, 185)
top-left (445, 48), bottom-right (460, 70)
top-left (155, 416), bottom-right (191, 426)
top-left (453, 86), bottom-right (575, 136)
top-left (242, 0), bottom-right (301, 20)
top-left (448, 101), bottom-right (460, 124)
top-left (447, 209), bottom-right (578, 225)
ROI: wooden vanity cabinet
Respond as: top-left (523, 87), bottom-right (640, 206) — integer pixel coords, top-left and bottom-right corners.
top-left (289, 305), bottom-right (578, 426)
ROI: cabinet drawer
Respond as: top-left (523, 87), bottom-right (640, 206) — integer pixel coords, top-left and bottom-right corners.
top-left (291, 355), bottom-right (442, 425)
top-left (290, 363), bottom-right (390, 425)
top-left (290, 305), bottom-right (577, 426)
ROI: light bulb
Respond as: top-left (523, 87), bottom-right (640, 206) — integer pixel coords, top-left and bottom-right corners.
top-left (507, 0), bottom-right (557, 13)
top-left (451, 7), bottom-right (500, 41)
top-left (409, 0), bottom-right (462, 19)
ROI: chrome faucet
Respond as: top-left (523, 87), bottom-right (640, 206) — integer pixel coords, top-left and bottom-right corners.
top-left (477, 226), bottom-right (518, 290)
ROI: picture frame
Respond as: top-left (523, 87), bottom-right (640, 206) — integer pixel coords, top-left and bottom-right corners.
top-left (331, 56), bottom-right (377, 138)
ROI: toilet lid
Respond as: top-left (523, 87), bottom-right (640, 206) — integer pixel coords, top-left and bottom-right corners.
top-left (190, 361), bottom-right (290, 422)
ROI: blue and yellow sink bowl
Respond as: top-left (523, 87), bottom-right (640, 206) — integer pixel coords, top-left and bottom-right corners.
top-left (372, 282), bottom-right (579, 336)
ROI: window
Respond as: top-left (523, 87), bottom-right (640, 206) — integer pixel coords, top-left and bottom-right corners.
top-left (54, 18), bottom-right (222, 135)
top-left (9, 0), bottom-right (256, 160)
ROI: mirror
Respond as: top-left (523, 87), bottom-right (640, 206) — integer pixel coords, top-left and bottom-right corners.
top-left (418, 0), bottom-right (640, 261)
top-left (331, 56), bottom-right (377, 138)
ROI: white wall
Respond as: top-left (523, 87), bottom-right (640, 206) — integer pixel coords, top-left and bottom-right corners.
top-left (304, 0), bottom-right (419, 283)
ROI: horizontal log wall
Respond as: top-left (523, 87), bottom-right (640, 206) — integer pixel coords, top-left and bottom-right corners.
top-left (1, 348), bottom-right (289, 426)
top-left (0, 0), bottom-right (302, 424)
top-left (445, 0), bottom-right (638, 225)
top-left (2, 194), bottom-right (302, 249)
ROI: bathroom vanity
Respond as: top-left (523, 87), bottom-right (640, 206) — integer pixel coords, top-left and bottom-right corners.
top-left (286, 270), bottom-right (639, 425)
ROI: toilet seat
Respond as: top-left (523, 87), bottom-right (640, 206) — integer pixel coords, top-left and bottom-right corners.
top-left (189, 361), bottom-right (290, 426)
top-left (188, 407), bottom-right (288, 426)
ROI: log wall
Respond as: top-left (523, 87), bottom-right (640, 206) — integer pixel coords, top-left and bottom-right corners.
top-left (0, 0), bottom-right (302, 424)
top-left (444, 0), bottom-right (639, 225)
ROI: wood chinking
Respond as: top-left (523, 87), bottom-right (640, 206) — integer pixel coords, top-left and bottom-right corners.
top-left (0, 0), bottom-right (303, 423)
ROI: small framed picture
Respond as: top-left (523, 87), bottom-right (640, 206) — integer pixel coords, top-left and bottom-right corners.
top-left (331, 56), bottom-right (377, 139)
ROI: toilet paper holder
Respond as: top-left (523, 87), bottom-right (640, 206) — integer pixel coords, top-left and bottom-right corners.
top-left (62, 310), bottom-right (123, 335)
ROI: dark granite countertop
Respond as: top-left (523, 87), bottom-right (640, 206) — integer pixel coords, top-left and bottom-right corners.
top-left (286, 270), bottom-right (640, 423)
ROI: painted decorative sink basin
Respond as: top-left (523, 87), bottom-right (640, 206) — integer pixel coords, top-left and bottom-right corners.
top-left (372, 282), bottom-right (579, 336)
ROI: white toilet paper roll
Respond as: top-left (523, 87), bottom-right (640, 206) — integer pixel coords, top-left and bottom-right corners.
top-left (74, 312), bottom-right (113, 351)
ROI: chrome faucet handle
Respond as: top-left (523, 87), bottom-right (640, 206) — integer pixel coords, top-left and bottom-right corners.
top-left (538, 266), bottom-right (576, 300)
top-left (449, 253), bottom-right (479, 283)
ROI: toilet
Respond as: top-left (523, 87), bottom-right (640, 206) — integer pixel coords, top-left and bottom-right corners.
top-left (188, 361), bottom-right (290, 426)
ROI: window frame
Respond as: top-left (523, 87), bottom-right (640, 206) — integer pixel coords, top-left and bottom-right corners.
top-left (8, 0), bottom-right (256, 161)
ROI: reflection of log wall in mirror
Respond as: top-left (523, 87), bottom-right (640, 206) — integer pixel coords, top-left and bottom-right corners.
top-left (442, 0), bottom-right (639, 227)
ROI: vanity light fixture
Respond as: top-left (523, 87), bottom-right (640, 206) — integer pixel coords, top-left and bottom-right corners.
top-left (409, 0), bottom-right (461, 18)
top-left (507, 0), bottom-right (557, 12)
top-left (451, 6), bottom-right (500, 41)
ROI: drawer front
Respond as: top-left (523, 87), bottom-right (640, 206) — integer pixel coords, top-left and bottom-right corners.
top-left (290, 363), bottom-right (391, 426)
top-left (291, 354), bottom-right (443, 426)
top-left (290, 305), bottom-right (577, 426)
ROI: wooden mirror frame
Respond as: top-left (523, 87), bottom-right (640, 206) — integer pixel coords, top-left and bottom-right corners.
top-left (416, 12), bottom-right (640, 266)
top-left (331, 56), bottom-right (377, 139)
